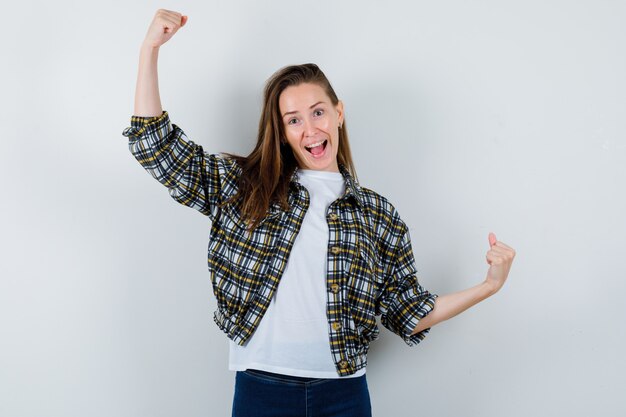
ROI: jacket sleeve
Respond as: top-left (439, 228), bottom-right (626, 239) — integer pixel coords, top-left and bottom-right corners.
top-left (376, 211), bottom-right (438, 346)
top-left (121, 111), bottom-right (237, 221)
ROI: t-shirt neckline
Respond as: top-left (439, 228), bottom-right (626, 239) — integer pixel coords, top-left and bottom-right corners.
top-left (298, 169), bottom-right (344, 181)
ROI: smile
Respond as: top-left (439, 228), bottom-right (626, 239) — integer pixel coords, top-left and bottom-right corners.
top-left (304, 139), bottom-right (328, 157)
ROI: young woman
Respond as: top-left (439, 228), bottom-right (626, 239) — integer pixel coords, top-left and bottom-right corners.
top-left (123, 9), bottom-right (516, 417)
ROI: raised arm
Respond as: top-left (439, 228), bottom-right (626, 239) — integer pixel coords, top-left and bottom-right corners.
top-left (122, 10), bottom-right (239, 219)
top-left (134, 9), bottom-right (188, 116)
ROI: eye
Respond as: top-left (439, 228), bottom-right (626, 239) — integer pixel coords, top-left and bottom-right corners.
top-left (313, 109), bottom-right (324, 117)
top-left (287, 117), bottom-right (298, 125)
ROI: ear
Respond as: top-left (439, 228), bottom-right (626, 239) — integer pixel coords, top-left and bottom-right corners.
top-left (336, 100), bottom-right (345, 126)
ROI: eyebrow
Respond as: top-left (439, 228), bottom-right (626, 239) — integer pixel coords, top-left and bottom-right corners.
top-left (282, 101), bottom-right (325, 118)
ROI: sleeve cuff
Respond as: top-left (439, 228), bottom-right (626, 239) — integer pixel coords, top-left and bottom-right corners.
top-left (399, 293), bottom-right (439, 347)
top-left (121, 111), bottom-right (169, 138)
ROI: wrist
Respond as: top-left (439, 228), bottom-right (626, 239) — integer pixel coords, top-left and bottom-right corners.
top-left (481, 280), bottom-right (500, 298)
top-left (140, 41), bottom-right (160, 54)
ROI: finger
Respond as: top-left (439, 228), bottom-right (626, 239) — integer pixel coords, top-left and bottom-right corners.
top-left (161, 17), bottom-right (182, 34)
top-left (155, 10), bottom-right (178, 25)
top-left (494, 241), bottom-right (515, 251)
top-left (158, 10), bottom-right (182, 25)
top-left (488, 253), bottom-right (514, 270)
top-left (486, 252), bottom-right (507, 266)
top-left (489, 246), bottom-right (512, 256)
top-left (167, 14), bottom-right (186, 30)
top-left (159, 9), bottom-right (182, 19)
top-left (486, 253), bottom-right (501, 265)
top-left (490, 245), bottom-right (516, 261)
top-left (162, 15), bottom-right (182, 28)
top-left (489, 232), bottom-right (497, 247)
top-left (486, 251), bottom-right (501, 264)
top-left (167, 12), bottom-right (185, 27)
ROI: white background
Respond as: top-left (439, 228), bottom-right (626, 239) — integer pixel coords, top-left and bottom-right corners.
top-left (1, 1), bottom-right (625, 416)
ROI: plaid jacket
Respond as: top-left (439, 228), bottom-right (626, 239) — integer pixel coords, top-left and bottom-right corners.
top-left (122, 111), bottom-right (438, 376)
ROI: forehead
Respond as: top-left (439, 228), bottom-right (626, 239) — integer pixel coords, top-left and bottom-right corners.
top-left (279, 83), bottom-right (330, 113)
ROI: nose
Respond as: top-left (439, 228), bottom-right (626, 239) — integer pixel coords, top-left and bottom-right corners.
top-left (303, 117), bottom-right (316, 137)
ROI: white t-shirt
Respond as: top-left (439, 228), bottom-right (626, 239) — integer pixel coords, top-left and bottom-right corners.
top-left (228, 169), bottom-right (366, 378)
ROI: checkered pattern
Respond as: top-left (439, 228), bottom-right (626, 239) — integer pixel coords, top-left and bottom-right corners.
top-left (123, 111), bottom-right (438, 376)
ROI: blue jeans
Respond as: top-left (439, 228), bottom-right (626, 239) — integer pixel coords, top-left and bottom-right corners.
top-left (232, 369), bottom-right (373, 417)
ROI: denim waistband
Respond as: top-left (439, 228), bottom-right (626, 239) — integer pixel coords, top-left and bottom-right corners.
top-left (243, 369), bottom-right (324, 384)
top-left (242, 368), bottom-right (367, 386)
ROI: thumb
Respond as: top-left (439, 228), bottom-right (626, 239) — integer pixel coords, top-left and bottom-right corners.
top-left (181, 15), bottom-right (188, 27)
top-left (488, 232), bottom-right (497, 247)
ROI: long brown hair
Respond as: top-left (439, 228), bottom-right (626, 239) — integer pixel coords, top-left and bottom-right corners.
top-left (223, 63), bottom-right (358, 231)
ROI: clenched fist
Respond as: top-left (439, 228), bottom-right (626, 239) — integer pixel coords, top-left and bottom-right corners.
top-left (484, 232), bottom-right (516, 294)
top-left (143, 9), bottom-right (188, 49)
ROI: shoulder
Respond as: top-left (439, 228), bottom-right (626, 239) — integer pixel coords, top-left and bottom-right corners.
top-left (357, 185), bottom-right (409, 237)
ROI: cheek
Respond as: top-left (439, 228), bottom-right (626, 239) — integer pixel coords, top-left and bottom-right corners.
top-left (318, 118), bottom-right (333, 130)
top-left (285, 131), bottom-right (302, 150)
top-left (286, 128), bottom-right (300, 139)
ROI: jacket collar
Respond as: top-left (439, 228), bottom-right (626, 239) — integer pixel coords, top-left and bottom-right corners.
top-left (290, 163), bottom-right (364, 208)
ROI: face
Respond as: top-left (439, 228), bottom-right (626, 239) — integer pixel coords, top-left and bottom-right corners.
top-left (279, 83), bottom-right (344, 172)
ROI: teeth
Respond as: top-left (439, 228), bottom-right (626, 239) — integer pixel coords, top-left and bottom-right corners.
top-left (305, 140), bottom-right (325, 149)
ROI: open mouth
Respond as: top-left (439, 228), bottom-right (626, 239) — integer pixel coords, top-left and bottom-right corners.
top-left (304, 139), bottom-right (328, 157)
